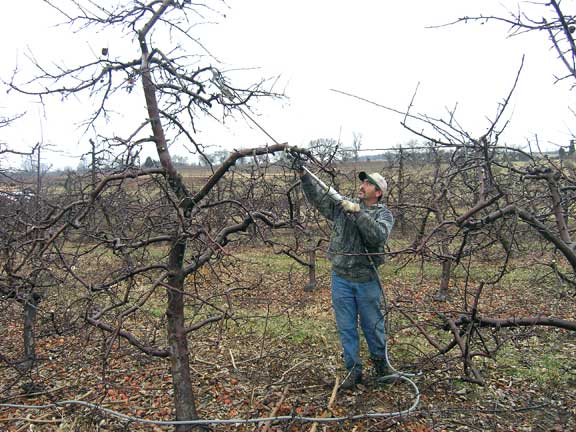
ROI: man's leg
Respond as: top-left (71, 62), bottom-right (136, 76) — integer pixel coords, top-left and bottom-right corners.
top-left (356, 279), bottom-right (401, 383)
top-left (356, 278), bottom-right (388, 364)
top-left (331, 272), bottom-right (362, 387)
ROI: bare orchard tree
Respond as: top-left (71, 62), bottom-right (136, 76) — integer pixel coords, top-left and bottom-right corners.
top-left (384, 64), bottom-right (576, 383)
top-left (0, 112), bottom-right (34, 174)
top-left (323, 2), bottom-right (576, 385)
top-left (352, 131), bottom-right (362, 163)
top-left (6, 1), bottom-right (310, 429)
top-left (0, 113), bottom-right (53, 393)
top-left (308, 137), bottom-right (349, 165)
top-left (0, 187), bottom-right (46, 378)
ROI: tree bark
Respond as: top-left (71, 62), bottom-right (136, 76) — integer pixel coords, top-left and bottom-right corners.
top-left (305, 248), bottom-right (317, 292)
top-left (454, 314), bottom-right (576, 331)
top-left (165, 239), bottom-right (205, 432)
top-left (23, 292), bottom-right (41, 368)
top-left (545, 173), bottom-right (572, 246)
top-left (139, 10), bottom-right (200, 428)
top-left (435, 259), bottom-right (452, 301)
top-left (396, 145), bottom-right (406, 233)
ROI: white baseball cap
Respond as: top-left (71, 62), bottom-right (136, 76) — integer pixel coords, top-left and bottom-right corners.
top-left (359, 171), bottom-right (388, 194)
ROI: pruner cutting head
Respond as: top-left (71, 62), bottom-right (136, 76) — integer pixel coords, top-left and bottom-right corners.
top-left (285, 149), bottom-right (307, 171)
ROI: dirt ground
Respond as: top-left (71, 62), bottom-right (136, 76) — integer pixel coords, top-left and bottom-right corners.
top-left (1, 259), bottom-right (575, 432)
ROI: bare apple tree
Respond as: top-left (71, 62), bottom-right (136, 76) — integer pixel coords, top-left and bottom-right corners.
top-left (381, 53), bottom-right (576, 383)
top-left (5, 1), bottom-right (312, 429)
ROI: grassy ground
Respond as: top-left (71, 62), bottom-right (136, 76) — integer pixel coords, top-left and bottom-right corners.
top-left (1, 246), bottom-right (575, 431)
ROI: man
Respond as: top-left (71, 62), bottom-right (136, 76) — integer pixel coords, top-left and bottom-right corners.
top-left (296, 164), bottom-right (395, 390)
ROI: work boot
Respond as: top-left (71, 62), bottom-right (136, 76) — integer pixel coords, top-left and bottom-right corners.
top-left (371, 358), bottom-right (401, 384)
top-left (340, 368), bottom-right (362, 391)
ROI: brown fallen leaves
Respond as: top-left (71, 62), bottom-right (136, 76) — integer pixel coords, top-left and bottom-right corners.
top-left (1, 259), bottom-right (575, 431)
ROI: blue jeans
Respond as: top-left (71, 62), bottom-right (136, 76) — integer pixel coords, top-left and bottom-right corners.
top-left (331, 272), bottom-right (387, 372)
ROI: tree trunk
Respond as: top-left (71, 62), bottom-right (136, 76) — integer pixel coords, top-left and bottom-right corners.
top-left (23, 292), bottom-right (42, 370)
top-left (546, 174), bottom-right (572, 245)
top-left (396, 146), bottom-right (405, 234)
top-left (435, 259), bottom-right (452, 301)
top-left (165, 239), bottom-right (205, 432)
top-left (139, 18), bottom-right (203, 430)
top-left (305, 248), bottom-right (317, 292)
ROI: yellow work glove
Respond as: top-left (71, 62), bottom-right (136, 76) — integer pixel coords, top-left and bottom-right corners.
top-left (341, 200), bottom-right (360, 213)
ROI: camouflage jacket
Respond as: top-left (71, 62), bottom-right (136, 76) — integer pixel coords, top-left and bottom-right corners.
top-left (301, 173), bottom-right (394, 282)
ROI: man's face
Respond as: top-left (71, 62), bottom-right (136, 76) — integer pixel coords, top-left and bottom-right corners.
top-left (358, 180), bottom-right (382, 204)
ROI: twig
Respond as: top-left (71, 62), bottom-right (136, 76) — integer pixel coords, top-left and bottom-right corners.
top-left (3, 384), bottom-right (71, 402)
top-left (193, 355), bottom-right (220, 368)
top-left (309, 376), bottom-right (339, 432)
top-left (260, 385), bottom-right (290, 432)
top-left (272, 359), bottom-right (307, 385)
top-left (404, 81), bottom-right (420, 124)
top-left (229, 348), bottom-right (237, 370)
top-left (393, 303), bottom-right (444, 351)
top-left (5, 412), bottom-right (62, 432)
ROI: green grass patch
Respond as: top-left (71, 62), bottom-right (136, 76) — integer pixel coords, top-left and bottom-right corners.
top-left (236, 312), bottom-right (339, 347)
top-left (381, 256), bottom-right (559, 291)
top-left (380, 259), bottom-right (444, 282)
top-left (494, 337), bottom-right (575, 386)
top-left (240, 250), bottom-right (331, 274)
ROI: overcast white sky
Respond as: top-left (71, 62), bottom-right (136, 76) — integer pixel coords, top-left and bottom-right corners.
top-left (1, 0), bottom-right (575, 169)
